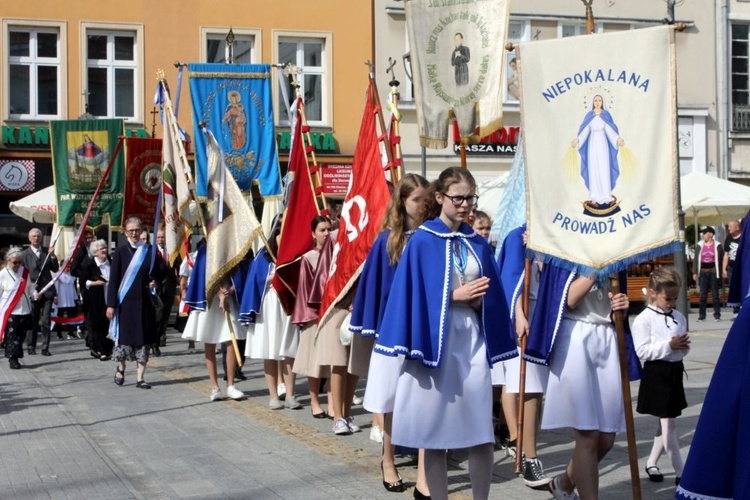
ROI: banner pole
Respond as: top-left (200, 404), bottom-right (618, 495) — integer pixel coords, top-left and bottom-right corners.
top-left (366, 60), bottom-right (400, 184)
top-left (514, 257), bottom-right (532, 475)
top-left (386, 57), bottom-right (404, 184)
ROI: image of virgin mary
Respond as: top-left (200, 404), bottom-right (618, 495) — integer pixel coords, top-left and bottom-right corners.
top-left (572, 94), bottom-right (624, 217)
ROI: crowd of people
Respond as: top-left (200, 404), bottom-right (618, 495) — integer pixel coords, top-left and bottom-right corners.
top-left (0, 168), bottom-right (745, 499)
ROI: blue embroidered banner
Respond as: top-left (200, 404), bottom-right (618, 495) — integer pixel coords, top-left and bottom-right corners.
top-left (188, 63), bottom-right (282, 198)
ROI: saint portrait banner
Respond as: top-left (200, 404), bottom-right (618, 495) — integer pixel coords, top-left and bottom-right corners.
top-left (188, 63), bottom-right (282, 198)
top-left (50, 119), bottom-right (125, 228)
top-left (518, 25), bottom-right (680, 278)
top-left (405, 0), bottom-right (509, 148)
top-left (123, 137), bottom-right (162, 228)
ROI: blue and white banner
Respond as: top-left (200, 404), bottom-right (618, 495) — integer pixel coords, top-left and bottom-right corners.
top-left (188, 63), bottom-right (282, 198)
top-left (518, 26), bottom-right (680, 278)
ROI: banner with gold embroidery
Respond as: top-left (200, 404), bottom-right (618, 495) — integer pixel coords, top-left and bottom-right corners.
top-left (123, 137), bottom-right (161, 227)
top-left (188, 63), bottom-right (282, 198)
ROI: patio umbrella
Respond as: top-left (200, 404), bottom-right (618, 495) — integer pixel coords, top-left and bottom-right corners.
top-left (8, 185), bottom-right (57, 224)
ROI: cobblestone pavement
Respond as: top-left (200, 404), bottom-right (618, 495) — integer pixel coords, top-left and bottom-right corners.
top-left (0, 308), bottom-right (734, 499)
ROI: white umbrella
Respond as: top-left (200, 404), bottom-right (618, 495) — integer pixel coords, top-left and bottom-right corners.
top-left (9, 185), bottom-right (57, 224)
top-left (681, 172), bottom-right (750, 225)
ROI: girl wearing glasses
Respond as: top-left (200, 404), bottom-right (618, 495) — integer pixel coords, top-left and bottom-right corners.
top-left (1, 247), bottom-right (34, 369)
top-left (369, 167), bottom-right (517, 500)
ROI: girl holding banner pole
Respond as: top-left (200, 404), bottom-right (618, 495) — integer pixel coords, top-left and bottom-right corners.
top-left (525, 265), bottom-right (639, 499)
top-left (367, 167), bottom-right (516, 500)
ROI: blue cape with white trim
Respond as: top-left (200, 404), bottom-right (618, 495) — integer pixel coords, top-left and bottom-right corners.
top-left (497, 224), bottom-right (526, 322)
top-left (728, 209), bottom-right (750, 307)
top-left (525, 264), bottom-right (641, 381)
top-left (239, 248), bottom-right (271, 325)
top-left (374, 218), bottom-right (517, 369)
top-left (676, 296), bottom-right (750, 500)
top-left (184, 245), bottom-right (207, 311)
top-left (349, 230), bottom-right (395, 337)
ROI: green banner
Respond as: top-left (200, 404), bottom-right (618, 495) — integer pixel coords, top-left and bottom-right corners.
top-left (50, 119), bottom-right (125, 227)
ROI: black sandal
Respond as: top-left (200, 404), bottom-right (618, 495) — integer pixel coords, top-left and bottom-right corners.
top-left (645, 465), bottom-right (664, 482)
top-left (114, 367), bottom-right (125, 386)
top-left (135, 380), bottom-right (151, 389)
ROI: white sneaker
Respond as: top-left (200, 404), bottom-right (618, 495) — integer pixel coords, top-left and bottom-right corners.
top-left (548, 475), bottom-right (579, 499)
top-left (226, 385), bottom-right (245, 400)
top-left (333, 418), bottom-right (351, 435)
top-left (352, 394), bottom-right (363, 405)
top-left (284, 396), bottom-right (303, 409)
top-left (369, 425), bottom-right (384, 443)
top-left (269, 397), bottom-right (284, 410)
top-left (210, 387), bottom-right (222, 402)
top-left (346, 416), bottom-right (361, 433)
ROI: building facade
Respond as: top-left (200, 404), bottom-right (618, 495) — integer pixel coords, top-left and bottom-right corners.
top-left (0, 1), bottom-right (373, 242)
top-left (374, 0), bottom-right (735, 207)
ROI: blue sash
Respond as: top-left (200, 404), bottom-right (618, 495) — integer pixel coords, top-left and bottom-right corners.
top-left (108, 245), bottom-right (148, 343)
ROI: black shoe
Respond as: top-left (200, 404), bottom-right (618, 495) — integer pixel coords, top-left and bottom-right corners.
top-left (135, 380), bottom-right (152, 389)
top-left (414, 487), bottom-right (431, 500)
top-left (675, 477), bottom-right (680, 486)
top-left (41, 349), bottom-right (51, 356)
top-left (152, 346), bottom-right (161, 357)
top-left (9, 359), bottom-right (21, 370)
top-left (381, 461), bottom-right (404, 492)
top-left (114, 367), bottom-right (125, 386)
top-left (27, 348), bottom-right (36, 355)
top-left (522, 457), bottom-right (552, 489)
top-left (645, 465), bottom-right (664, 482)
top-left (311, 410), bottom-right (329, 419)
top-left (234, 370), bottom-right (247, 381)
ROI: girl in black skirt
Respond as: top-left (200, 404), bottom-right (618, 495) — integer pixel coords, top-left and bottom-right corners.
top-left (632, 266), bottom-right (691, 486)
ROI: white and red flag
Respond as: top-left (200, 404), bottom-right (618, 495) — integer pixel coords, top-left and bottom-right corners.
top-left (318, 83), bottom-right (391, 328)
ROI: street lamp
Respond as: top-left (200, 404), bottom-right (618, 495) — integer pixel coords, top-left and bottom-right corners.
top-left (226, 27), bottom-right (235, 64)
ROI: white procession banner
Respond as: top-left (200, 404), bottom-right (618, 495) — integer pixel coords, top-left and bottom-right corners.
top-left (405, 0), bottom-right (508, 148)
top-left (519, 25), bottom-right (680, 277)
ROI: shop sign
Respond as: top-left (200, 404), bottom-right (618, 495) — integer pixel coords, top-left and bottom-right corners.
top-left (320, 163), bottom-right (352, 196)
top-left (2, 125), bottom-right (149, 149)
top-left (277, 131), bottom-right (336, 152)
top-left (453, 125), bottom-right (521, 155)
top-left (0, 160), bottom-right (35, 191)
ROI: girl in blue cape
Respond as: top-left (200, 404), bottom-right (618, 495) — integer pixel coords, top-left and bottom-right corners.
top-left (572, 94), bottom-right (624, 206)
top-left (353, 173), bottom-right (431, 497)
top-left (240, 222), bottom-right (301, 410)
top-left (525, 264), bottom-right (639, 499)
top-left (368, 167), bottom-right (517, 500)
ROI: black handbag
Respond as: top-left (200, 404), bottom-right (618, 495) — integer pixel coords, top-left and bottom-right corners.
top-left (149, 292), bottom-right (164, 322)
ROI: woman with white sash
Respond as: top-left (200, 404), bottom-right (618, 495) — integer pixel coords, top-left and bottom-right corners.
top-left (1, 247), bottom-right (34, 369)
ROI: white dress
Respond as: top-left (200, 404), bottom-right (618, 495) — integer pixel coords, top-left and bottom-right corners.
top-left (541, 282), bottom-right (625, 433)
top-left (181, 294), bottom-right (247, 344)
top-left (364, 252), bottom-right (494, 449)
top-left (245, 266), bottom-right (299, 360)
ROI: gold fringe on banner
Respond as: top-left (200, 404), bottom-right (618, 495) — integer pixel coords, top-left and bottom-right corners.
top-left (188, 71), bottom-right (270, 79)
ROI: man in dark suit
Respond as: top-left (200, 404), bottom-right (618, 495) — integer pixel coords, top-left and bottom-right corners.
top-left (21, 228), bottom-right (59, 356)
top-left (153, 226), bottom-right (180, 355)
top-left (70, 230), bottom-right (94, 345)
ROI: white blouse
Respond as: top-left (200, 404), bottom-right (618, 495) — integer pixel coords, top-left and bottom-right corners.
top-left (631, 305), bottom-right (689, 363)
top-left (0, 267), bottom-right (33, 315)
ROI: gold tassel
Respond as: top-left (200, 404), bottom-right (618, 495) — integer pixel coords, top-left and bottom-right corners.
top-left (562, 146), bottom-right (580, 183)
top-left (618, 145), bottom-right (638, 181)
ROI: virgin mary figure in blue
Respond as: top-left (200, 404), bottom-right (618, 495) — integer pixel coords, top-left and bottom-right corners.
top-left (571, 94), bottom-right (625, 210)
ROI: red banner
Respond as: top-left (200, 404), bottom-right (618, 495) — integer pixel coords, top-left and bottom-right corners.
top-left (318, 83), bottom-right (391, 326)
top-left (123, 137), bottom-right (162, 226)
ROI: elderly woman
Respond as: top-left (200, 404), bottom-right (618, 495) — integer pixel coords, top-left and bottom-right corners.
top-left (1, 247), bottom-right (34, 369)
top-left (82, 239), bottom-right (113, 361)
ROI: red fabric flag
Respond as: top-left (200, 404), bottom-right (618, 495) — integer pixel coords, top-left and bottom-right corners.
top-left (123, 137), bottom-right (162, 226)
top-left (318, 84), bottom-right (391, 327)
top-left (273, 97), bottom-right (320, 315)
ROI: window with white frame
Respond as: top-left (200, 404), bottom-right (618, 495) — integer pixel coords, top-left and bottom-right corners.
top-left (205, 32), bottom-right (255, 64)
top-left (504, 20), bottom-right (530, 104)
top-left (85, 30), bottom-right (137, 120)
top-left (277, 36), bottom-right (328, 126)
top-left (558, 22), bottom-right (603, 37)
top-left (7, 26), bottom-right (61, 119)
top-left (732, 23), bottom-right (750, 130)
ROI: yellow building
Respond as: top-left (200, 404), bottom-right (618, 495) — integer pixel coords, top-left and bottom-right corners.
top-left (0, 1), bottom-right (374, 242)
